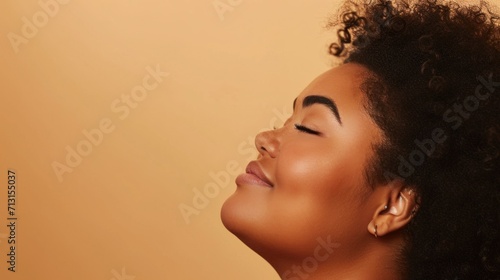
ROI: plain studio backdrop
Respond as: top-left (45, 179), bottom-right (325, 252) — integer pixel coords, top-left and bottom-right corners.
top-left (0, 0), bottom-right (491, 279)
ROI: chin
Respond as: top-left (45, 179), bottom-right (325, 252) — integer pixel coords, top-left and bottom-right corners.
top-left (220, 191), bottom-right (257, 239)
top-left (221, 193), bottom-right (273, 254)
top-left (220, 193), bottom-right (240, 234)
top-left (221, 192), bottom-right (324, 263)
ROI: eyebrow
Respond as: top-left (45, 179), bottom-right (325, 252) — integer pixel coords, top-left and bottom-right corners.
top-left (293, 95), bottom-right (342, 125)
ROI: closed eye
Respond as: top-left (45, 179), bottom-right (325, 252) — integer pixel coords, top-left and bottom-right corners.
top-left (294, 124), bottom-right (321, 135)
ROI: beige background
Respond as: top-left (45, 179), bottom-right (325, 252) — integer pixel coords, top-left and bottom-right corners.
top-left (0, 0), bottom-right (341, 279)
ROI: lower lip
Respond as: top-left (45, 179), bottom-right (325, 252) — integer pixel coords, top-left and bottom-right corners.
top-left (235, 173), bottom-right (273, 188)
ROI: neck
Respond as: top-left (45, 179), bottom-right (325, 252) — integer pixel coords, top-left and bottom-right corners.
top-left (268, 235), bottom-right (405, 280)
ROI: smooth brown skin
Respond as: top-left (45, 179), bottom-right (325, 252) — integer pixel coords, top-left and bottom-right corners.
top-left (221, 63), bottom-right (418, 280)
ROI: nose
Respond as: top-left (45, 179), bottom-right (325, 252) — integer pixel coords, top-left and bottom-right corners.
top-left (255, 129), bottom-right (280, 158)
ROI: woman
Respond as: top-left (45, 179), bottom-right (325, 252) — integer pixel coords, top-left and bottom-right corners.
top-left (221, 0), bottom-right (499, 279)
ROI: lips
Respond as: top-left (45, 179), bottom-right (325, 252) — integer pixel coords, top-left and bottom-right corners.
top-left (235, 161), bottom-right (273, 187)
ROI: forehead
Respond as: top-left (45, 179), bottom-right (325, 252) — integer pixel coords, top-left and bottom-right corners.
top-left (299, 63), bottom-right (369, 98)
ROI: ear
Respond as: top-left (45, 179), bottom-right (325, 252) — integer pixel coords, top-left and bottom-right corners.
top-left (367, 180), bottom-right (419, 238)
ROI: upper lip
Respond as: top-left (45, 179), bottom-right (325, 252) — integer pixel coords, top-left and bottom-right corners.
top-left (246, 161), bottom-right (273, 187)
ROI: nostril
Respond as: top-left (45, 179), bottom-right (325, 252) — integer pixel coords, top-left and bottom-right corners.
top-left (255, 130), bottom-right (279, 158)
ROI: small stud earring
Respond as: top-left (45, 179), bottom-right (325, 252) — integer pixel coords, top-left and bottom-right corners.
top-left (374, 225), bottom-right (378, 238)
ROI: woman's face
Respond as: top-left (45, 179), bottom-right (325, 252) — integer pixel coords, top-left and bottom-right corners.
top-left (221, 63), bottom-right (384, 263)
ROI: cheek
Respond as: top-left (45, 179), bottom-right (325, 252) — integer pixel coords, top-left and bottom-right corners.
top-left (270, 140), bottom-right (370, 232)
top-left (275, 140), bottom-right (360, 195)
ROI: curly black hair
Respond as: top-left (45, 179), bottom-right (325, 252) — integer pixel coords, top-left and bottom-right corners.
top-left (328, 0), bottom-right (499, 279)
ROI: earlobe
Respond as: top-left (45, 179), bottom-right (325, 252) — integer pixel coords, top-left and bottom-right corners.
top-left (367, 184), bottom-right (419, 238)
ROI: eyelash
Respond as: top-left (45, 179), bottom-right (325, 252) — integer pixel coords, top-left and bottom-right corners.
top-left (294, 124), bottom-right (320, 135)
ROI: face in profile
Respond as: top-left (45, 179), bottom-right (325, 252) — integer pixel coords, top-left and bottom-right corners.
top-left (221, 63), bottom-right (393, 274)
